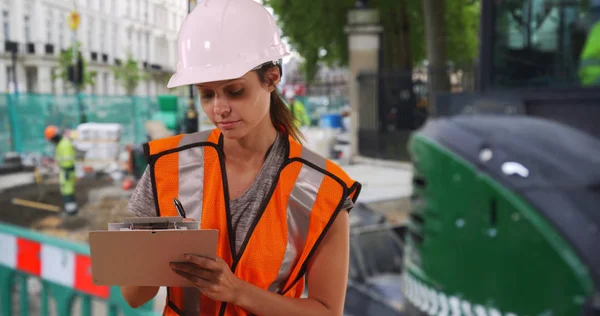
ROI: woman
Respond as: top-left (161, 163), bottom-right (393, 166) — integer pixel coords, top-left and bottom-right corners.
top-left (121, 0), bottom-right (361, 315)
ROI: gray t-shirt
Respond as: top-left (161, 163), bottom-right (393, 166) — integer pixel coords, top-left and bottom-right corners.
top-left (127, 132), bottom-right (354, 256)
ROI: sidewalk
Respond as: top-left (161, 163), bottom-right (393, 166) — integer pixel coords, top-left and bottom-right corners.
top-left (341, 161), bottom-right (413, 204)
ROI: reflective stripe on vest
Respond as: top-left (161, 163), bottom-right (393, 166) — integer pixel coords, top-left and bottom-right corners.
top-left (144, 129), bottom-right (361, 316)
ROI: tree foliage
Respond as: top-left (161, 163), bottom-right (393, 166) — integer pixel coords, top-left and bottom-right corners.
top-left (111, 53), bottom-right (149, 96)
top-left (264, 0), bottom-right (480, 80)
top-left (53, 42), bottom-right (97, 90)
top-left (445, 0), bottom-right (480, 66)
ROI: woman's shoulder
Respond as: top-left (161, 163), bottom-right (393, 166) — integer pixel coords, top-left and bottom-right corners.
top-left (288, 137), bottom-right (359, 193)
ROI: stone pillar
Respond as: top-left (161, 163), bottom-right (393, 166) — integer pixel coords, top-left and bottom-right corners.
top-left (95, 71), bottom-right (104, 96)
top-left (0, 61), bottom-right (8, 93)
top-left (37, 65), bottom-right (53, 93)
top-left (344, 7), bottom-right (382, 162)
top-left (168, 37), bottom-right (177, 70)
top-left (148, 33), bottom-right (156, 65)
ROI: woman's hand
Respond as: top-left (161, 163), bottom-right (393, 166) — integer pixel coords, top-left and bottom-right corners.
top-left (170, 255), bottom-right (244, 304)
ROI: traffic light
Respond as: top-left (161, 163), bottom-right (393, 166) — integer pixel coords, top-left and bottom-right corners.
top-left (67, 56), bottom-right (84, 85)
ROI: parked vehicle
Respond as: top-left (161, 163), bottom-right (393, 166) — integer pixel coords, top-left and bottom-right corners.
top-left (345, 223), bottom-right (405, 315)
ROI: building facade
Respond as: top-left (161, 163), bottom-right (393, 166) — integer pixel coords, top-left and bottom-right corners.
top-left (0, 0), bottom-right (188, 96)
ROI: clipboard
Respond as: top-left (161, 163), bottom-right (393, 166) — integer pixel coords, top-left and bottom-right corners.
top-left (89, 216), bottom-right (219, 287)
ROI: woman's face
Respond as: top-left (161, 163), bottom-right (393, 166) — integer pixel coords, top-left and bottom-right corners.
top-left (195, 68), bottom-right (279, 139)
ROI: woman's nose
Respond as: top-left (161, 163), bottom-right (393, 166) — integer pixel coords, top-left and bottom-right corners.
top-left (213, 98), bottom-right (231, 116)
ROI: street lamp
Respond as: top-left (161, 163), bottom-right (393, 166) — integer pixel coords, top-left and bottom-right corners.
top-left (67, 6), bottom-right (86, 123)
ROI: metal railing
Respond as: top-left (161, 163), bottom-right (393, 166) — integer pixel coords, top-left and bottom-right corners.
top-left (355, 65), bottom-right (477, 161)
top-left (0, 222), bottom-right (159, 316)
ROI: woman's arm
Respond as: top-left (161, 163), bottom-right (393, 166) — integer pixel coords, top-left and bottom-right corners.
top-left (120, 286), bottom-right (160, 308)
top-left (121, 169), bottom-right (161, 308)
top-left (170, 211), bottom-right (351, 316)
top-left (234, 210), bottom-right (351, 316)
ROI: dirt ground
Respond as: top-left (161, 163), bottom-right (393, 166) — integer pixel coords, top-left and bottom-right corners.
top-left (1, 175), bottom-right (158, 314)
top-left (0, 176), bottom-right (134, 243)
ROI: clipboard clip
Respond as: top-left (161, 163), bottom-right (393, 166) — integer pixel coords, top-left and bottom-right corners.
top-left (108, 217), bottom-right (199, 231)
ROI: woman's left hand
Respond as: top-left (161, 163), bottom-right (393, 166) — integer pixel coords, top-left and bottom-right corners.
top-left (170, 255), bottom-right (244, 304)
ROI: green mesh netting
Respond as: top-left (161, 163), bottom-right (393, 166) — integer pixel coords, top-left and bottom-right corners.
top-left (0, 93), bottom-right (166, 158)
top-left (0, 95), bottom-right (12, 158)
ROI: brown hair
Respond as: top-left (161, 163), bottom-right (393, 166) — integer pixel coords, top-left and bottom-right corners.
top-left (255, 63), bottom-right (304, 143)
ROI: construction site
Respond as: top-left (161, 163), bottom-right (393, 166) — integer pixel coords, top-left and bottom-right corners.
top-left (0, 87), bottom-right (412, 316)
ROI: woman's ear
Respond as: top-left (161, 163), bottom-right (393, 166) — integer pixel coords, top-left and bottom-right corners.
top-left (264, 67), bottom-right (281, 92)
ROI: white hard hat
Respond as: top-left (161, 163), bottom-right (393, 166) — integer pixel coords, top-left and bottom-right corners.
top-left (167, 0), bottom-right (291, 88)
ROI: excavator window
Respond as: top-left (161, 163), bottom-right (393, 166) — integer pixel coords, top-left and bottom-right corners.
top-left (491, 0), bottom-right (598, 88)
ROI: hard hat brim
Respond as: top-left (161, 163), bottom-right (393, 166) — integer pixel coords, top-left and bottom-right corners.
top-left (167, 54), bottom-right (290, 88)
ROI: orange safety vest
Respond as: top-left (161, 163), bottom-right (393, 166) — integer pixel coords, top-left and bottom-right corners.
top-left (143, 128), bottom-right (361, 316)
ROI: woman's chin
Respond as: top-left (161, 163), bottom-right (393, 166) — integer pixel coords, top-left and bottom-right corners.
top-left (219, 127), bottom-right (246, 140)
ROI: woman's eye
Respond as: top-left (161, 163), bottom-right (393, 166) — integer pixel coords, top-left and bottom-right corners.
top-left (228, 89), bottom-right (244, 97)
top-left (200, 92), bottom-right (214, 99)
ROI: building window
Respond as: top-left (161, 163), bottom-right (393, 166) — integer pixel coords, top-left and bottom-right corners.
top-left (143, 1), bottom-right (148, 22)
top-left (112, 23), bottom-right (118, 57)
top-left (24, 15), bottom-right (31, 42)
top-left (3, 10), bottom-right (10, 40)
top-left (100, 20), bottom-right (106, 53)
top-left (134, 31), bottom-right (139, 59)
top-left (59, 17), bottom-right (65, 49)
top-left (126, 29), bottom-right (132, 55)
top-left (145, 33), bottom-right (150, 62)
top-left (47, 10), bottom-right (53, 44)
top-left (88, 18), bottom-right (94, 51)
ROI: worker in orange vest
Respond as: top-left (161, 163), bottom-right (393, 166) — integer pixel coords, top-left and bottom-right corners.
top-left (121, 0), bottom-right (361, 315)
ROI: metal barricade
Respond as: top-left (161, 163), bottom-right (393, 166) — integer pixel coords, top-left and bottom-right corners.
top-left (0, 222), bottom-right (159, 316)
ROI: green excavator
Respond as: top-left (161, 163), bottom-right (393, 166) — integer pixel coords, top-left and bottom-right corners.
top-left (403, 1), bottom-right (600, 315)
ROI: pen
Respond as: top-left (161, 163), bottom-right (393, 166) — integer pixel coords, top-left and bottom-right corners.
top-left (173, 198), bottom-right (187, 218)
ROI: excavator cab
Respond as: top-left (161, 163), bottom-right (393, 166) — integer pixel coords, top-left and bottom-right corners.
top-left (436, 0), bottom-right (600, 137)
top-left (487, 0), bottom-right (597, 88)
top-left (403, 1), bottom-right (600, 315)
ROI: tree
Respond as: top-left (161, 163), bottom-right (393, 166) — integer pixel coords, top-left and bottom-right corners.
top-left (423, 0), bottom-right (451, 93)
top-left (445, 0), bottom-right (480, 67)
top-left (53, 42), bottom-right (97, 91)
top-left (111, 54), bottom-right (149, 96)
top-left (264, 0), bottom-right (480, 80)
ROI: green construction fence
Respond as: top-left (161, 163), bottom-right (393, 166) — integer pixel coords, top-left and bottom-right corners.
top-left (0, 93), bottom-right (177, 158)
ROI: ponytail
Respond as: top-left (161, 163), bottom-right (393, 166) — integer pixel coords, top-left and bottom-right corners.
top-left (269, 90), bottom-right (304, 143)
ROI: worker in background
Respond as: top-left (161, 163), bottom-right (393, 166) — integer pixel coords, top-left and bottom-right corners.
top-left (44, 125), bottom-right (78, 216)
top-left (579, 0), bottom-right (600, 86)
top-left (284, 89), bottom-right (311, 127)
top-left (183, 98), bottom-right (199, 133)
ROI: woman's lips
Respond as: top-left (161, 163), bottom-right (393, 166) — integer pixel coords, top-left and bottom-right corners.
top-left (218, 120), bottom-right (240, 129)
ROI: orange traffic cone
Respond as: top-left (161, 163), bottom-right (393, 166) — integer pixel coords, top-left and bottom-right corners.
top-left (122, 178), bottom-right (135, 191)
